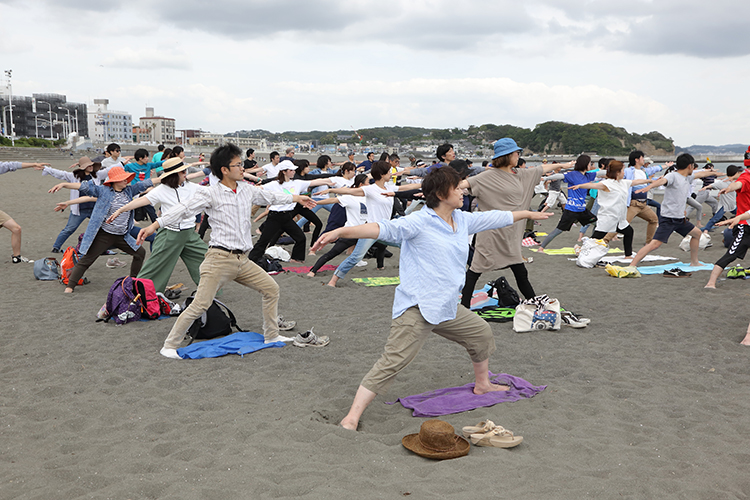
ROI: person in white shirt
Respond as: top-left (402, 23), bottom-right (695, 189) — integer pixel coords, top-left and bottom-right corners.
top-left (136, 144), bottom-right (316, 359)
top-left (247, 161), bottom-right (334, 263)
top-left (105, 157), bottom-right (209, 293)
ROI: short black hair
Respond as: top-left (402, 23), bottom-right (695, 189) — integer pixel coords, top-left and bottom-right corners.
top-left (675, 153), bottom-right (695, 170)
top-left (106, 143), bottom-right (121, 153)
top-left (316, 155), bottom-right (331, 170)
top-left (575, 154), bottom-right (591, 172)
top-left (340, 161), bottom-right (356, 174)
top-left (134, 148), bottom-right (149, 161)
top-left (598, 157), bottom-right (611, 169)
top-left (157, 144), bottom-right (165, 152)
top-left (210, 143), bottom-right (242, 180)
top-left (246, 148), bottom-right (255, 157)
top-left (171, 146), bottom-right (184, 157)
top-left (628, 150), bottom-right (644, 166)
top-left (517, 158), bottom-right (525, 167)
top-left (436, 143), bottom-right (453, 162)
top-left (370, 161), bottom-right (391, 180)
top-left (389, 153), bottom-right (400, 162)
top-left (423, 166), bottom-right (460, 209)
top-left (270, 151), bottom-right (279, 161)
top-left (367, 152), bottom-right (374, 159)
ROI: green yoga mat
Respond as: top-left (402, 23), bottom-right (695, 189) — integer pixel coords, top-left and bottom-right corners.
top-left (352, 277), bottom-right (401, 286)
top-left (475, 307), bottom-right (516, 322)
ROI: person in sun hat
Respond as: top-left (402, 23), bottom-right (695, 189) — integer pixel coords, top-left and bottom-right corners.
top-left (458, 138), bottom-right (564, 309)
top-left (48, 165), bottom-right (161, 293)
top-left (104, 156), bottom-right (210, 293)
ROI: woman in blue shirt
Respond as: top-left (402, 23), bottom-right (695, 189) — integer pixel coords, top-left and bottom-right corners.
top-left (312, 166), bottom-right (550, 431)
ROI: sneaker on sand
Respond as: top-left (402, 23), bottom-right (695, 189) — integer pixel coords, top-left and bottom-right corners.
top-left (106, 257), bottom-right (127, 269)
top-left (160, 347), bottom-right (182, 359)
top-left (293, 328), bottom-right (330, 348)
top-left (265, 334), bottom-right (294, 344)
top-left (277, 316), bottom-right (296, 331)
top-left (12, 255), bottom-right (33, 264)
top-left (355, 260), bottom-right (368, 267)
top-left (105, 249), bottom-right (118, 255)
top-left (561, 311), bottom-right (589, 328)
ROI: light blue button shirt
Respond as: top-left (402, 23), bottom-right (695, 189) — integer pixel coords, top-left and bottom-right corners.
top-left (377, 207), bottom-right (514, 324)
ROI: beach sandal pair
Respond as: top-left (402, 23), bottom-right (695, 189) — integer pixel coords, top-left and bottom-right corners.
top-left (663, 268), bottom-right (692, 278)
top-left (461, 420), bottom-right (523, 449)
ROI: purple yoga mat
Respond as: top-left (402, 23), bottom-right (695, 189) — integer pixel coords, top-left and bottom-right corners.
top-left (387, 372), bottom-right (546, 418)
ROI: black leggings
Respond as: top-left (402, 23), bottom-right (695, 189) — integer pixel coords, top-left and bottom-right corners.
top-left (592, 225), bottom-right (634, 257)
top-left (460, 264), bottom-right (535, 309)
top-left (249, 210), bottom-right (307, 262)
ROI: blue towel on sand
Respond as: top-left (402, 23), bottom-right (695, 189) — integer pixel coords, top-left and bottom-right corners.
top-left (636, 261), bottom-right (713, 275)
top-left (386, 373), bottom-right (546, 418)
top-left (177, 332), bottom-right (285, 359)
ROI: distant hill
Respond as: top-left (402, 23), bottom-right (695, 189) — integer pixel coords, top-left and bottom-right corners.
top-left (675, 144), bottom-right (748, 156)
top-left (226, 121), bottom-right (675, 156)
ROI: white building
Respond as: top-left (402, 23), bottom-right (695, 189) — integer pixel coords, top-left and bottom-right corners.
top-left (87, 99), bottom-right (133, 143)
top-left (139, 107), bottom-right (175, 144)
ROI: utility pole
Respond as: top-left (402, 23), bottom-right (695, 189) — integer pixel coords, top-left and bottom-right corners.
top-left (4, 70), bottom-right (14, 146)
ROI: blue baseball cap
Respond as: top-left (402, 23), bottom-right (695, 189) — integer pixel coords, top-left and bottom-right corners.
top-left (492, 138), bottom-right (523, 159)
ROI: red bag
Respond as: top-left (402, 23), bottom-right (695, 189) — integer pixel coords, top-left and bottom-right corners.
top-left (133, 278), bottom-right (160, 319)
top-left (59, 246), bottom-right (87, 286)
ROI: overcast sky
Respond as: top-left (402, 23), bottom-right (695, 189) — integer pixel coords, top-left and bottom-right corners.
top-left (2, 0), bottom-right (749, 146)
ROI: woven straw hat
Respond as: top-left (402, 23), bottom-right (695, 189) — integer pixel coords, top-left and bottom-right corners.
top-left (401, 420), bottom-right (470, 460)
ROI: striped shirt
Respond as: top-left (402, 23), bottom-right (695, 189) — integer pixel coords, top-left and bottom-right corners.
top-left (156, 181), bottom-right (293, 252)
top-left (101, 191), bottom-right (131, 235)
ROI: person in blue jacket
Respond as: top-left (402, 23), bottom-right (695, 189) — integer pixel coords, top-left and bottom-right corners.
top-left (48, 165), bottom-right (159, 293)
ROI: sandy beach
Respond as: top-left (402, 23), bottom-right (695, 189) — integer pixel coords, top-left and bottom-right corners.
top-left (2, 158), bottom-right (750, 499)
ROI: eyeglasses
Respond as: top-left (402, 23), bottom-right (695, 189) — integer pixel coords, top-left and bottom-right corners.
top-left (228, 163), bottom-right (243, 169)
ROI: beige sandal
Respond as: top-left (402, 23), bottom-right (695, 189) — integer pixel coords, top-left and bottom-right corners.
top-left (461, 420), bottom-right (496, 439)
top-left (469, 425), bottom-right (523, 448)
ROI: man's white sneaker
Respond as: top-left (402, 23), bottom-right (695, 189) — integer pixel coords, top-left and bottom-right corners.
top-left (265, 334), bottom-right (294, 344)
top-left (160, 347), bottom-right (182, 359)
top-left (277, 316), bottom-right (296, 331)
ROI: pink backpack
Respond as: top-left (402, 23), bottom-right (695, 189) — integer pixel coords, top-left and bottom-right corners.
top-left (133, 278), bottom-right (160, 320)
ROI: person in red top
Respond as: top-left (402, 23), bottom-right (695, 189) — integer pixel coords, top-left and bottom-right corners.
top-left (744, 146), bottom-right (750, 167)
top-left (705, 168), bottom-right (750, 289)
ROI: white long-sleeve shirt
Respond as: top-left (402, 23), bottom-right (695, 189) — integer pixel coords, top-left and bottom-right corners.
top-left (157, 181), bottom-right (293, 252)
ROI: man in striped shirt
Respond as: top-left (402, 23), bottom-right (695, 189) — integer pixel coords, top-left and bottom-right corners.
top-left (137, 144), bottom-right (317, 359)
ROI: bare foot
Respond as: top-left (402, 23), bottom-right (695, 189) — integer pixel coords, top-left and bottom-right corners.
top-left (704, 284), bottom-right (716, 289)
top-left (339, 418), bottom-right (358, 430)
top-left (64, 287), bottom-right (74, 294)
top-left (326, 281), bottom-right (336, 288)
top-left (473, 383), bottom-right (510, 395)
top-left (305, 272), bottom-right (315, 278)
top-left (741, 337), bottom-right (750, 346)
top-left (691, 261), bottom-right (700, 266)
top-left (308, 250), bottom-right (316, 256)
top-left (537, 247), bottom-right (545, 253)
top-left (290, 259), bottom-right (304, 264)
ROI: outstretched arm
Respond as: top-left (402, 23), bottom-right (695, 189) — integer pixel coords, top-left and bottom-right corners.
top-left (311, 223), bottom-right (381, 252)
top-left (49, 182), bottom-right (82, 193)
top-left (395, 183), bottom-right (421, 192)
top-left (719, 180), bottom-right (743, 195)
top-left (105, 196), bottom-right (153, 223)
top-left (512, 210), bottom-right (552, 222)
top-left (318, 186), bottom-right (365, 197)
top-left (717, 211), bottom-right (750, 228)
top-left (542, 160), bottom-right (574, 174)
top-left (54, 196), bottom-right (97, 212)
top-left (635, 177), bottom-right (668, 194)
top-left (569, 182), bottom-right (607, 192)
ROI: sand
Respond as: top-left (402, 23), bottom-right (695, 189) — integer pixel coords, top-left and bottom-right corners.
top-left (2, 159), bottom-right (750, 499)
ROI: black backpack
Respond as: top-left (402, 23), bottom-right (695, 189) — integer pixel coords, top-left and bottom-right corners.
top-left (487, 277), bottom-right (520, 308)
top-left (183, 293), bottom-right (244, 341)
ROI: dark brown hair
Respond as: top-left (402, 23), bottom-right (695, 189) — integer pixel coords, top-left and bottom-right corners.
top-left (423, 166), bottom-right (460, 209)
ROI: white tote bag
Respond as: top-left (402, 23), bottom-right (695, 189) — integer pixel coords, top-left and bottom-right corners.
top-left (575, 237), bottom-right (609, 268)
top-left (513, 295), bottom-right (562, 333)
top-left (678, 232), bottom-right (710, 252)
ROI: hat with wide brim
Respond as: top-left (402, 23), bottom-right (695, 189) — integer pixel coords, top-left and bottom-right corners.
top-left (402, 420), bottom-right (470, 460)
top-left (158, 157), bottom-right (191, 179)
top-left (103, 165), bottom-right (136, 185)
top-left (76, 156), bottom-right (95, 170)
top-left (492, 138), bottom-right (523, 159)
